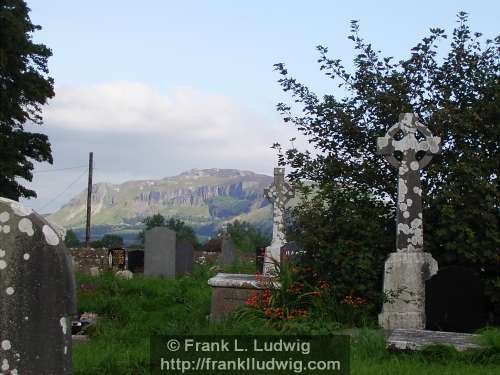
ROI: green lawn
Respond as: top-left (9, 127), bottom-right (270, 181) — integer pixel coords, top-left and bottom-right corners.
top-left (73, 266), bottom-right (500, 374)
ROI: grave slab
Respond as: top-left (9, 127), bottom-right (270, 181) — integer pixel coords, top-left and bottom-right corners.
top-left (386, 329), bottom-right (482, 351)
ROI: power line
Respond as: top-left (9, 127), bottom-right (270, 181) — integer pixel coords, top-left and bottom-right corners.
top-left (39, 169), bottom-right (88, 211)
top-left (34, 165), bottom-right (87, 173)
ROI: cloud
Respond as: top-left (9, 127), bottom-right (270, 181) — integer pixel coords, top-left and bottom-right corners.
top-left (20, 81), bottom-right (308, 213)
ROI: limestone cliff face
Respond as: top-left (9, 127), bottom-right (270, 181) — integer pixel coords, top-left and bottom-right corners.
top-left (48, 169), bottom-right (273, 229)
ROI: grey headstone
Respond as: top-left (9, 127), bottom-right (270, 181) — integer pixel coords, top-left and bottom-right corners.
top-left (0, 197), bottom-right (76, 374)
top-left (144, 227), bottom-right (176, 277)
top-left (221, 234), bottom-right (236, 265)
top-left (376, 113), bottom-right (441, 330)
top-left (175, 240), bottom-right (194, 276)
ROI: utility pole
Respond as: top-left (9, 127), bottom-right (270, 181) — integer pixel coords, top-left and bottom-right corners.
top-left (85, 152), bottom-right (93, 248)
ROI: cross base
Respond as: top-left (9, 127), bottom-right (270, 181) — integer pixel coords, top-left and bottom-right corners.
top-left (379, 252), bottom-right (438, 330)
top-left (263, 241), bottom-right (283, 276)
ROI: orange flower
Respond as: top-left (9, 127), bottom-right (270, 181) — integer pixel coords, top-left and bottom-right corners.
top-left (319, 281), bottom-right (330, 290)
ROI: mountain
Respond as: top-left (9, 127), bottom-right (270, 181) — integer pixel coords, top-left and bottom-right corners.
top-left (47, 168), bottom-right (275, 241)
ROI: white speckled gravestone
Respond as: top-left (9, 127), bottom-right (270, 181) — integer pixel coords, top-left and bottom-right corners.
top-left (376, 113), bottom-right (440, 330)
top-left (0, 197), bottom-right (76, 374)
top-left (263, 167), bottom-right (294, 275)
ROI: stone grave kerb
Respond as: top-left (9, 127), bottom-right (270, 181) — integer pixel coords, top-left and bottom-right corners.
top-left (376, 113), bottom-right (441, 330)
top-left (263, 167), bottom-right (295, 275)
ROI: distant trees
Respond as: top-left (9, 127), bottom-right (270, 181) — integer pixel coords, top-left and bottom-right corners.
top-left (216, 220), bottom-right (270, 252)
top-left (64, 229), bottom-right (80, 248)
top-left (274, 13), bottom-right (499, 315)
top-left (0, 0), bottom-right (55, 200)
top-left (91, 234), bottom-right (124, 249)
top-left (138, 214), bottom-right (199, 248)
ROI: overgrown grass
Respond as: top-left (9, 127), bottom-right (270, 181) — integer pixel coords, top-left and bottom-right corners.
top-left (73, 266), bottom-right (500, 374)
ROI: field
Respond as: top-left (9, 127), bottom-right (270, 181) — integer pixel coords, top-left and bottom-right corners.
top-left (74, 264), bottom-right (500, 375)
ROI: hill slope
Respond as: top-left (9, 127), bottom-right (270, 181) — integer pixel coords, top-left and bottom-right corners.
top-left (48, 168), bottom-right (274, 239)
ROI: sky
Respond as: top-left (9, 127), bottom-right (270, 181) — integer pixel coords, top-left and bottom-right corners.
top-left (19, 0), bottom-right (499, 213)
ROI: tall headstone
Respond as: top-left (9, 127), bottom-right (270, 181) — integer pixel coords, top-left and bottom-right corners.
top-left (144, 227), bottom-right (176, 277)
top-left (377, 113), bottom-right (441, 329)
top-left (263, 167), bottom-right (294, 275)
top-left (0, 197), bottom-right (76, 374)
top-left (175, 240), bottom-right (194, 276)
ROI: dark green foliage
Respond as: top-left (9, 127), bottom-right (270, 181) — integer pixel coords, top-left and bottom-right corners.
top-left (274, 13), bottom-right (499, 317)
top-left (217, 220), bottom-right (270, 252)
top-left (137, 214), bottom-right (199, 248)
top-left (64, 229), bottom-right (80, 248)
top-left (91, 234), bottom-right (124, 249)
top-left (0, 0), bottom-right (55, 200)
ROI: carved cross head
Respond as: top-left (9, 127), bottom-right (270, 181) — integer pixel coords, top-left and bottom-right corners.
top-left (264, 168), bottom-right (295, 204)
top-left (377, 113), bottom-right (441, 170)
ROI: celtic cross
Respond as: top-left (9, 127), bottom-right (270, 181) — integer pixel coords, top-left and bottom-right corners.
top-left (263, 168), bottom-right (294, 275)
top-left (377, 113), bottom-right (441, 253)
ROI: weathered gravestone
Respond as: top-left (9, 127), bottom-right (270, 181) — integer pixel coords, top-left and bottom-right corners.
top-left (221, 232), bottom-right (236, 265)
top-left (426, 266), bottom-right (486, 333)
top-left (144, 227), bottom-right (193, 278)
top-left (0, 197), bottom-right (76, 374)
top-left (263, 167), bottom-right (294, 275)
top-left (175, 240), bottom-right (194, 276)
top-left (377, 113), bottom-right (441, 330)
top-left (145, 227), bottom-right (176, 277)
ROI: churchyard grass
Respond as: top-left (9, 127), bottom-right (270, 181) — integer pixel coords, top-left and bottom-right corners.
top-left (73, 266), bottom-right (500, 375)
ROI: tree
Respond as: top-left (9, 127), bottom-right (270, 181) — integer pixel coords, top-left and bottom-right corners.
top-left (216, 220), bottom-right (270, 252)
top-left (138, 214), bottom-right (199, 248)
top-left (274, 13), bottom-right (499, 317)
top-left (0, 0), bottom-right (55, 200)
top-left (64, 229), bottom-right (80, 248)
top-left (99, 234), bottom-right (123, 249)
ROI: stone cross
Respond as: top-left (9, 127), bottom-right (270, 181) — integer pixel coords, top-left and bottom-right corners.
top-left (263, 167), bottom-right (294, 275)
top-left (377, 113), bottom-right (441, 253)
top-left (377, 113), bottom-right (441, 330)
top-left (0, 197), bottom-right (76, 374)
